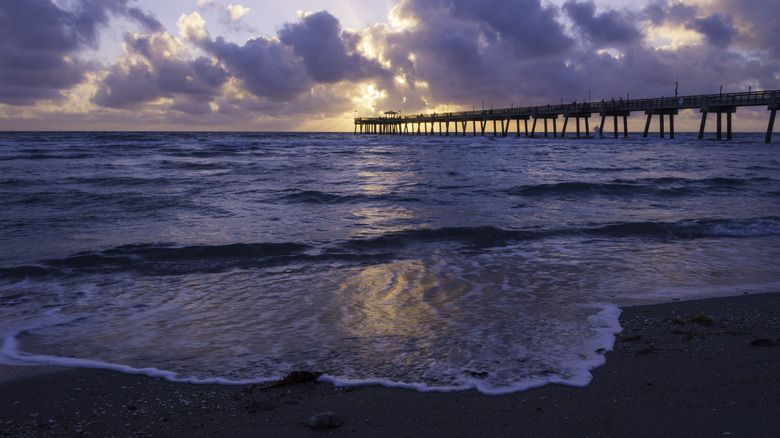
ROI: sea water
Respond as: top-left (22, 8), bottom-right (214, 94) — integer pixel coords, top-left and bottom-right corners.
top-left (1, 131), bottom-right (779, 394)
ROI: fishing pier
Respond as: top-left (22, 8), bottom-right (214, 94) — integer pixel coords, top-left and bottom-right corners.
top-left (354, 89), bottom-right (780, 143)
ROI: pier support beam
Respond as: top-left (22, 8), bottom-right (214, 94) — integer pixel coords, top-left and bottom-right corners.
top-left (644, 109), bottom-right (678, 139)
top-left (623, 115), bottom-right (628, 137)
top-left (698, 106), bottom-right (736, 140)
top-left (599, 115), bottom-right (606, 136)
top-left (515, 118), bottom-right (528, 137)
top-left (531, 115), bottom-right (557, 138)
top-left (766, 94), bottom-right (778, 143)
top-left (600, 111), bottom-right (630, 138)
top-left (562, 111), bottom-right (590, 138)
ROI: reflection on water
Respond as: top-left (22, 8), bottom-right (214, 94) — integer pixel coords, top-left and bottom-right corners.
top-left (338, 259), bottom-right (461, 341)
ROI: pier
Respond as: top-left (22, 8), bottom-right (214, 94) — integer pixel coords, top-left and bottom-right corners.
top-left (354, 89), bottom-right (780, 143)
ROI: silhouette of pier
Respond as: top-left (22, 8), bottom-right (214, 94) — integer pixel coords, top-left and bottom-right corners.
top-left (354, 89), bottom-right (780, 143)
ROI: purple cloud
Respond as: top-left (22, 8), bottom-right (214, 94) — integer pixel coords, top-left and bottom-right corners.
top-left (93, 33), bottom-right (227, 113)
top-left (448, 0), bottom-right (573, 57)
top-left (277, 11), bottom-right (389, 83)
top-left (690, 13), bottom-right (736, 47)
top-left (201, 35), bottom-right (310, 101)
top-left (0, 0), bottom-right (162, 105)
top-left (564, 1), bottom-right (641, 47)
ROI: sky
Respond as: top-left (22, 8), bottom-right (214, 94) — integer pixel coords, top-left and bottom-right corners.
top-left (0, 0), bottom-right (778, 131)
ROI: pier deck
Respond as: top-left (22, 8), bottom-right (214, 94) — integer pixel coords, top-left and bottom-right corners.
top-left (354, 89), bottom-right (780, 143)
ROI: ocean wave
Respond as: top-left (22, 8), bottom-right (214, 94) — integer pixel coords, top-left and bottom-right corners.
top-left (505, 176), bottom-right (771, 199)
top-left (3, 217), bottom-right (777, 279)
top-left (589, 217), bottom-right (780, 239)
top-left (507, 181), bottom-right (650, 197)
top-left (0, 242), bottom-right (313, 279)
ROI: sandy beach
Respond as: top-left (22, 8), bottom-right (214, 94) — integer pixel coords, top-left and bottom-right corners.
top-left (2, 292), bottom-right (779, 437)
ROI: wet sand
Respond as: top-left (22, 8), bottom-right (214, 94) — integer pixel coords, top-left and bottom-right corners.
top-left (2, 293), bottom-right (779, 437)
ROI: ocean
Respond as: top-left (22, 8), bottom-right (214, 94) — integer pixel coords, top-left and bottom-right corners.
top-left (1, 131), bottom-right (779, 394)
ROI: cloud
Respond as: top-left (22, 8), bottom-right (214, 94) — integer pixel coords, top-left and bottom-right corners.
top-left (90, 8), bottom-right (391, 118)
top-left (277, 11), bottom-right (389, 83)
top-left (689, 13), bottom-right (736, 47)
top-left (200, 35), bottom-right (311, 101)
top-left (178, 11), bottom-right (210, 41)
top-left (642, 0), bottom-right (698, 26)
top-left (362, 0), bottom-right (586, 108)
top-left (714, 0), bottom-right (780, 55)
top-left (92, 32), bottom-right (228, 113)
top-left (448, 0), bottom-right (573, 57)
top-left (197, 0), bottom-right (253, 31)
top-left (563, 0), bottom-right (641, 47)
top-left (227, 4), bottom-right (250, 21)
top-left (0, 0), bottom-right (162, 105)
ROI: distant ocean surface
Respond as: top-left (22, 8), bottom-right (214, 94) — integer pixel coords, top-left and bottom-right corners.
top-left (2, 131), bottom-right (779, 394)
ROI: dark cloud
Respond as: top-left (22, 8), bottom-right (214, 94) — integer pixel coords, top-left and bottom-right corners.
top-left (563, 1), bottom-right (641, 47)
top-left (93, 9), bottom-right (391, 113)
top-left (689, 13), bottom-right (736, 47)
top-left (394, 0), bottom-right (572, 58)
top-left (186, 10), bottom-right (389, 102)
top-left (0, 0), bottom-right (92, 104)
top-left (642, 0), bottom-right (697, 26)
top-left (277, 11), bottom-right (388, 83)
top-left (642, 1), bottom-right (737, 48)
top-left (93, 33), bottom-right (227, 113)
top-left (717, 0), bottom-right (780, 55)
top-left (379, 0), bottom-right (579, 107)
top-left (126, 6), bottom-right (165, 33)
top-left (359, 0), bottom-right (778, 118)
top-left (201, 36), bottom-right (311, 101)
top-left (0, 0), bottom-right (162, 105)
top-left (448, 0), bottom-right (573, 57)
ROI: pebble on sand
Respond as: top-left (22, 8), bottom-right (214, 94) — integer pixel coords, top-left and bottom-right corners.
top-left (308, 411), bottom-right (344, 428)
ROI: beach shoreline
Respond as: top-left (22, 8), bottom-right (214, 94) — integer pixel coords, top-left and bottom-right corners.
top-left (2, 292), bottom-right (779, 437)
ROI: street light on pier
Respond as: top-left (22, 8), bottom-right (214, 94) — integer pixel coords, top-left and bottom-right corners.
top-left (674, 76), bottom-right (679, 98)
